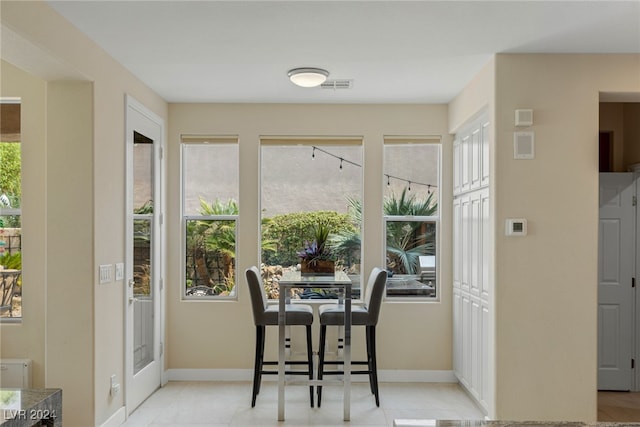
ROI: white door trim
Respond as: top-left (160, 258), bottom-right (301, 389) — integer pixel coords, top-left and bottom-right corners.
top-left (124, 95), bottom-right (166, 414)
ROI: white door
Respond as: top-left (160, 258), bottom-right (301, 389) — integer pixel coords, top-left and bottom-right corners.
top-left (598, 173), bottom-right (634, 390)
top-left (125, 96), bottom-right (164, 413)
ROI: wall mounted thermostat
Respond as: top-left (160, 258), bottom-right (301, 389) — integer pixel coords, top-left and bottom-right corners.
top-left (505, 218), bottom-right (527, 236)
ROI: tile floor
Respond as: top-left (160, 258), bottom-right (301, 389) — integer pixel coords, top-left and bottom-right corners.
top-left (121, 381), bottom-right (484, 426)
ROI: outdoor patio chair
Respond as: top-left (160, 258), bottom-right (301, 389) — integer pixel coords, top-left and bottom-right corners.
top-left (316, 267), bottom-right (387, 407)
top-left (245, 266), bottom-right (315, 407)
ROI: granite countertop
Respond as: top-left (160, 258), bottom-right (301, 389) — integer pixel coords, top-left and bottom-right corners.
top-left (1, 388), bottom-right (62, 426)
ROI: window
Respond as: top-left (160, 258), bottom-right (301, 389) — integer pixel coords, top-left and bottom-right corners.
top-left (182, 136), bottom-right (239, 299)
top-left (0, 99), bottom-right (22, 319)
top-left (260, 139), bottom-right (363, 299)
top-left (384, 138), bottom-right (440, 299)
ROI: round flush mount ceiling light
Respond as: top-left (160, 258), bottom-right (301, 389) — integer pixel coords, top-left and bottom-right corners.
top-left (287, 67), bottom-right (329, 87)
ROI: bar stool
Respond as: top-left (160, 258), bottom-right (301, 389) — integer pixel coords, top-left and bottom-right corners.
top-left (245, 266), bottom-right (315, 407)
top-left (317, 267), bottom-right (387, 407)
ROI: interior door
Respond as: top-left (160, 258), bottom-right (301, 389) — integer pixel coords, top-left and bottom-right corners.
top-left (598, 173), bottom-right (634, 391)
top-left (125, 96), bottom-right (164, 413)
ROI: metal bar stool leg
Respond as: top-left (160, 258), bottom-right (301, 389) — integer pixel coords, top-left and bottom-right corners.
top-left (317, 324), bottom-right (327, 407)
top-left (305, 325), bottom-right (314, 407)
top-left (366, 325), bottom-right (374, 394)
top-left (368, 325), bottom-right (380, 406)
top-left (252, 325), bottom-right (265, 407)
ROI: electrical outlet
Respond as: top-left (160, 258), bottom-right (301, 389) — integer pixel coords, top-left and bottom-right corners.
top-left (115, 263), bottom-right (124, 281)
top-left (99, 265), bottom-right (112, 284)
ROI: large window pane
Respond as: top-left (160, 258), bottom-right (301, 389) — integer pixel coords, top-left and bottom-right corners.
top-left (384, 140), bottom-right (439, 299)
top-left (132, 131), bottom-right (155, 374)
top-left (183, 143), bottom-right (239, 216)
top-left (185, 218), bottom-right (236, 296)
top-left (182, 140), bottom-right (239, 298)
top-left (384, 143), bottom-right (439, 212)
top-left (385, 218), bottom-right (437, 298)
top-left (261, 142), bottom-right (362, 299)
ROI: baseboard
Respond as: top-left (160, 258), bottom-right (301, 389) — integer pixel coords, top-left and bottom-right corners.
top-left (166, 368), bottom-right (456, 383)
top-left (167, 369), bottom-right (253, 381)
top-left (378, 370), bottom-right (457, 383)
top-left (98, 406), bottom-right (125, 427)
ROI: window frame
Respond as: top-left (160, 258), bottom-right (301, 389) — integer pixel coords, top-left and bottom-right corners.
top-left (0, 98), bottom-right (22, 322)
top-left (259, 137), bottom-right (364, 301)
top-left (382, 138), bottom-right (441, 301)
top-left (180, 136), bottom-right (239, 301)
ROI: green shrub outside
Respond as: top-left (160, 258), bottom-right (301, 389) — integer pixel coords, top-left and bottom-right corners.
top-left (0, 251), bottom-right (21, 269)
top-left (262, 211), bottom-right (356, 267)
top-left (0, 143), bottom-right (21, 200)
top-left (0, 143), bottom-right (21, 228)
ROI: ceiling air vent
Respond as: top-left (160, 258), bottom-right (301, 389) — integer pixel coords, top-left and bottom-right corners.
top-left (320, 79), bottom-right (353, 90)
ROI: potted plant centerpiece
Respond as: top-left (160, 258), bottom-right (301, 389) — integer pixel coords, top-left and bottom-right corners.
top-left (297, 223), bottom-right (336, 275)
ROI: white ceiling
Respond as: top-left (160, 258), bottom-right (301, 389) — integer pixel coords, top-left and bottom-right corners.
top-left (46, 0), bottom-right (640, 104)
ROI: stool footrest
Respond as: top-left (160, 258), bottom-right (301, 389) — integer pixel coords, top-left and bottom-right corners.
top-left (319, 360), bottom-right (369, 365)
top-left (318, 370), bottom-right (370, 375)
top-left (263, 360), bottom-right (310, 366)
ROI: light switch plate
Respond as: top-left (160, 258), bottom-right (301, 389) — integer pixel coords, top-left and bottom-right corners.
top-left (99, 264), bottom-right (112, 284)
top-left (115, 263), bottom-right (124, 281)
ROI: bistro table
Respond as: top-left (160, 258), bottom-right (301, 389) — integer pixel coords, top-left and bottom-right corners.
top-left (277, 270), bottom-right (352, 421)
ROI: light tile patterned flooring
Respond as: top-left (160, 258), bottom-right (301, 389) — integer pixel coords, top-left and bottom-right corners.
top-left (122, 381), bottom-right (485, 426)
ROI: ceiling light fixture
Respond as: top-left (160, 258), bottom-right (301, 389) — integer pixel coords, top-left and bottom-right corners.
top-left (287, 67), bottom-right (329, 88)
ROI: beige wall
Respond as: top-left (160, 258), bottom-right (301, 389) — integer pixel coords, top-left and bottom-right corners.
top-left (1, 1), bottom-right (168, 425)
top-left (0, 61), bottom-right (47, 388)
top-left (493, 54), bottom-right (640, 421)
top-left (448, 58), bottom-right (496, 134)
top-left (3, 1), bottom-right (639, 424)
top-left (167, 104), bottom-right (454, 372)
top-left (449, 54), bottom-right (640, 421)
top-left (46, 80), bottom-right (95, 426)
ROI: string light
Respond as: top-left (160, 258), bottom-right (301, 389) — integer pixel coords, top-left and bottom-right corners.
top-left (310, 145), bottom-right (438, 191)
